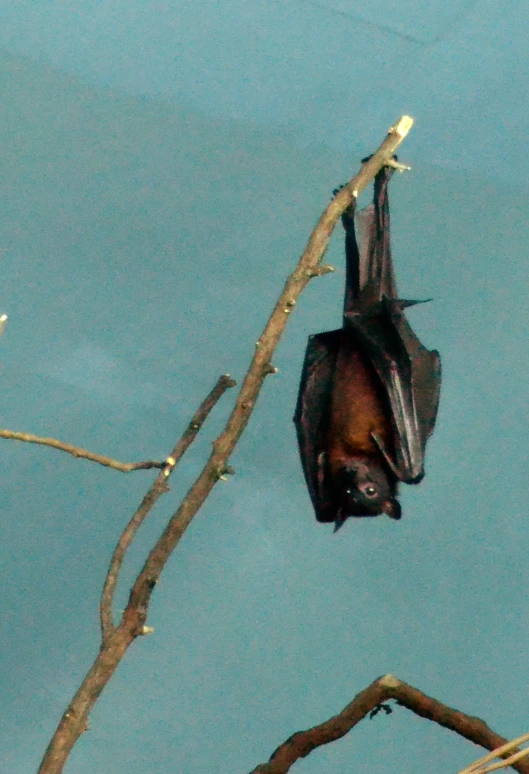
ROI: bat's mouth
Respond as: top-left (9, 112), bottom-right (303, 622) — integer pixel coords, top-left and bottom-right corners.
top-left (334, 496), bottom-right (401, 527)
top-left (333, 508), bottom-right (385, 532)
top-left (336, 506), bottom-right (383, 522)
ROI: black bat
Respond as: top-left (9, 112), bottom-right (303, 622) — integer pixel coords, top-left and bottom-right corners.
top-left (294, 162), bottom-right (441, 530)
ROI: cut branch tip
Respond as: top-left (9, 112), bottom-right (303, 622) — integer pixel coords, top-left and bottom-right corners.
top-left (379, 673), bottom-right (401, 688)
top-left (390, 115), bottom-right (414, 137)
top-left (221, 373), bottom-right (237, 388)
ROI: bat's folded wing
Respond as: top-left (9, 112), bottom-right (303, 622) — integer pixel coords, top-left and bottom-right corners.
top-left (345, 299), bottom-right (441, 483)
top-left (294, 330), bottom-right (341, 521)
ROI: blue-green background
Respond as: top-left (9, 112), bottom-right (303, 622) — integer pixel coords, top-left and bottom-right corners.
top-left (1, 2), bottom-right (528, 772)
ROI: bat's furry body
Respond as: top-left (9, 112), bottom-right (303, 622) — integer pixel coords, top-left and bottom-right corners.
top-left (294, 165), bottom-right (441, 528)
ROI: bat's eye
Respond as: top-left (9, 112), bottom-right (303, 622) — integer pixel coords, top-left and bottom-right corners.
top-left (345, 488), bottom-right (352, 495)
top-left (363, 485), bottom-right (377, 498)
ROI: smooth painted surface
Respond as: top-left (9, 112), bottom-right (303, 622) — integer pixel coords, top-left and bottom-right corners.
top-left (0, 4), bottom-right (528, 772)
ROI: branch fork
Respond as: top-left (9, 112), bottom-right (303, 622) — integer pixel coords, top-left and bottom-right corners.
top-left (38, 116), bottom-right (416, 774)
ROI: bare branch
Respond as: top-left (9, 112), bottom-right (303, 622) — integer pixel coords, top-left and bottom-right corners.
top-left (124, 115), bottom-right (414, 627)
top-left (0, 314), bottom-right (7, 336)
top-left (99, 373), bottom-right (236, 644)
top-left (0, 429), bottom-right (164, 472)
top-left (38, 116), bottom-right (414, 774)
top-left (250, 675), bottom-right (529, 774)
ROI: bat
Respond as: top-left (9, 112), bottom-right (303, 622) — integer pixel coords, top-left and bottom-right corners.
top-left (294, 162), bottom-right (441, 530)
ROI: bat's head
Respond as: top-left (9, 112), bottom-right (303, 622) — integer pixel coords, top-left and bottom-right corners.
top-left (334, 458), bottom-right (401, 521)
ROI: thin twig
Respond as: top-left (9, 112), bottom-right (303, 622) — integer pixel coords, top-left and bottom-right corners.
top-left (460, 733), bottom-right (529, 774)
top-left (250, 674), bottom-right (529, 774)
top-left (99, 373), bottom-right (236, 644)
top-left (38, 116), bottom-right (414, 774)
top-left (0, 429), bottom-right (164, 472)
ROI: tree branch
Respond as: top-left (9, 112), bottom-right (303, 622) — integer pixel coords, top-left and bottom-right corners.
top-left (250, 674), bottom-right (529, 774)
top-left (38, 116), bottom-right (414, 774)
top-left (0, 429), bottom-right (164, 472)
top-left (99, 373), bottom-right (236, 645)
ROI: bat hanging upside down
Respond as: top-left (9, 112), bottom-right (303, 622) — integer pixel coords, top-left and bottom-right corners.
top-left (294, 162), bottom-right (441, 530)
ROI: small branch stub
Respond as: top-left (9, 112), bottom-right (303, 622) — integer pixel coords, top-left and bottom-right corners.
top-left (387, 158), bottom-right (412, 172)
top-left (307, 264), bottom-right (335, 278)
top-left (163, 456), bottom-right (177, 477)
top-left (215, 463), bottom-right (235, 481)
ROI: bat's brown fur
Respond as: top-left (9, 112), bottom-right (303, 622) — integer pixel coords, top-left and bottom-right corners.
top-left (326, 336), bottom-right (393, 475)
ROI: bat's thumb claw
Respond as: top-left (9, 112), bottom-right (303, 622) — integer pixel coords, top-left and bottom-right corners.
top-left (394, 299), bottom-right (432, 309)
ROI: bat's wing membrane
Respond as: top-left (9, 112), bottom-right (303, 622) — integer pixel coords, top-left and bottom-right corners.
top-left (355, 169), bottom-right (397, 300)
top-left (294, 330), bottom-right (341, 521)
top-left (345, 301), bottom-right (441, 483)
top-left (347, 165), bottom-right (442, 483)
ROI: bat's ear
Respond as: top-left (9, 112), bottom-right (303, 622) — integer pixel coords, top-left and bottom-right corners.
top-left (383, 498), bottom-right (401, 520)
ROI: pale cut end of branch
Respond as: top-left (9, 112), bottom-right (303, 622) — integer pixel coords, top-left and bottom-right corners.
top-left (221, 373), bottom-right (237, 388)
top-left (0, 314), bottom-right (7, 336)
top-left (379, 673), bottom-right (401, 688)
top-left (390, 115), bottom-right (414, 137)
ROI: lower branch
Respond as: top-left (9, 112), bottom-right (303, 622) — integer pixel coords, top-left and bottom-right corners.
top-left (250, 674), bottom-right (529, 774)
